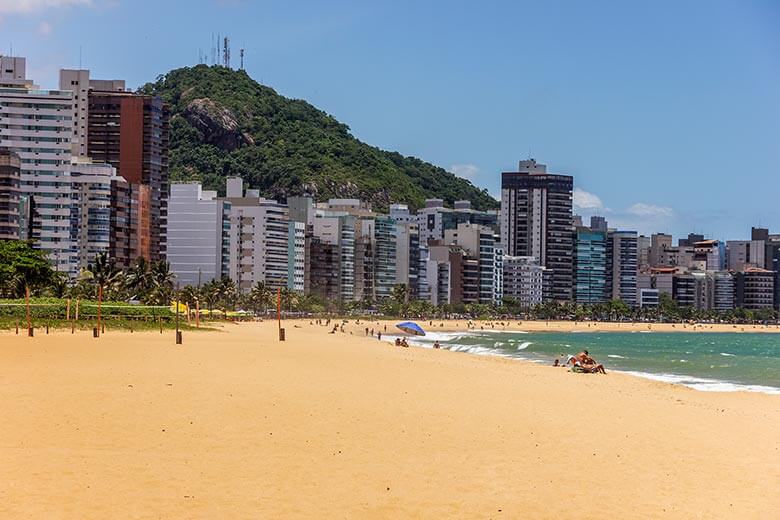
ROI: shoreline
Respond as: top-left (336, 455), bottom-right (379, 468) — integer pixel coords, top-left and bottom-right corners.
top-left (2, 321), bottom-right (778, 517)
top-left (368, 318), bottom-right (780, 334)
top-left (327, 319), bottom-right (780, 396)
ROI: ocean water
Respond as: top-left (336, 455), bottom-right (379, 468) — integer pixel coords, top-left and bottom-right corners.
top-left (384, 330), bottom-right (780, 395)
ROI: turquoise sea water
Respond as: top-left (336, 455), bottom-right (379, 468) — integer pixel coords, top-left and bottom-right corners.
top-left (385, 330), bottom-right (780, 394)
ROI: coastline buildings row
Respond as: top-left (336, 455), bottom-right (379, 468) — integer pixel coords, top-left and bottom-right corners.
top-left (165, 164), bottom-right (779, 312)
top-left (166, 176), bottom-right (505, 306)
top-left (1, 55), bottom-right (778, 312)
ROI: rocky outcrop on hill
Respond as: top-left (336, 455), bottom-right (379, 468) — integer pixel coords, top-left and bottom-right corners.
top-left (181, 98), bottom-right (254, 152)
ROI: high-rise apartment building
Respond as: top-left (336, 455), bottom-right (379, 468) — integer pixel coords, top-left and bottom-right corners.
top-left (444, 222), bottom-right (502, 305)
top-left (692, 240), bottom-right (725, 271)
top-left (167, 183), bottom-right (231, 287)
top-left (735, 268), bottom-right (775, 310)
top-left (589, 216), bottom-right (607, 233)
top-left (1, 57), bottom-right (75, 274)
top-left (0, 148), bottom-right (21, 239)
top-left (726, 240), bottom-right (765, 272)
top-left (637, 235), bottom-right (651, 271)
top-left (84, 85), bottom-right (169, 264)
top-left (417, 198), bottom-right (498, 246)
top-left (59, 69), bottom-right (125, 157)
top-left (501, 159), bottom-right (573, 301)
top-left (648, 233), bottom-right (672, 267)
top-left (310, 214), bottom-right (356, 302)
top-left (606, 230), bottom-right (638, 307)
top-left (288, 221), bottom-right (306, 293)
top-left (709, 271), bottom-right (735, 311)
top-left (69, 158), bottom-right (119, 271)
top-left (574, 227), bottom-right (607, 304)
top-left (223, 178), bottom-right (297, 292)
top-left (502, 256), bottom-right (552, 308)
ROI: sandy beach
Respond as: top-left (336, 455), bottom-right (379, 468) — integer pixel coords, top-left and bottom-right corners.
top-left (1, 320), bottom-right (778, 518)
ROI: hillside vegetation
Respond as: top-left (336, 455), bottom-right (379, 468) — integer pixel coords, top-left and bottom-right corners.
top-left (141, 65), bottom-right (497, 210)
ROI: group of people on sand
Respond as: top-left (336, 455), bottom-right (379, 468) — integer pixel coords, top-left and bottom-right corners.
top-left (553, 350), bottom-right (607, 374)
top-left (394, 337), bottom-right (409, 348)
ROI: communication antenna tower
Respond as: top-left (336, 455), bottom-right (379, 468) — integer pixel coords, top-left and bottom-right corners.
top-left (240, 48), bottom-right (245, 70)
top-left (223, 36), bottom-right (230, 68)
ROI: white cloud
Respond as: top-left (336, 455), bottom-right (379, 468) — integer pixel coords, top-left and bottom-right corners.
top-left (573, 188), bottom-right (603, 210)
top-left (627, 203), bottom-right (674, 218)
top-left (0, 0), bottom-right (92, 14)
top-left (37, 20), bottom-right (52, 34)
top-left (449, 163), bottom-right (479, 180)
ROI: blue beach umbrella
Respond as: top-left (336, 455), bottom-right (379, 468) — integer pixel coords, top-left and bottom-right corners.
top-left (396, 321), bottom-right (426, 336)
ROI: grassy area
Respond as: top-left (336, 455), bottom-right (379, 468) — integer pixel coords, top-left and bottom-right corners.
top-left (0, 298), bottom-right (225, 332)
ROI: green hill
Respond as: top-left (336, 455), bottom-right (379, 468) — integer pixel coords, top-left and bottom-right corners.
top-left (140, 65), bottom-right (497, 211)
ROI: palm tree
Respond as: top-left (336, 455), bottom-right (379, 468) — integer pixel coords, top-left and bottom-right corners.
top-left (125, 257), bottom-right (151, 301)
top-left (280, 287), bottom-right (300, 312)
top-left (201, 280), bottom-right (220, 316)
top-left (0, 271), bottom-right (24, 299)
top-left (80, 253), bottom-right (124, 300)
top-left (215, 276), bottom-right (238, 310)
top-left (145, 260), bottom-right (175, 305)
top-left (249, 281), bottom-right (272, 315)
top-left (179, 285), bottom-right (199, 310)
top-left (390, 283), bottom-right (408, 306)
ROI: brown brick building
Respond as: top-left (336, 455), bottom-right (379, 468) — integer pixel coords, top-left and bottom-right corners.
top-left (87, 91), bottom-right (169, 266)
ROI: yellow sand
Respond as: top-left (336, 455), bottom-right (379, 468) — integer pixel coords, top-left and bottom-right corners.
top-left (1, 320), bottom-right (778, 519)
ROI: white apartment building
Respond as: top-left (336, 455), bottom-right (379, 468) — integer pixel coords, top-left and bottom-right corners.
top-left (502, 256), bottom-right (549, 307)
top-left (223, 177), bottom-right (300, 292)
top-left (0, 56), bottom-right (75, 275)
top-left (69, 158), bottom-right (119, 272)
top-left (167, 183), bottom-right (231, 287)
top-left (312, 214), bottom-right (356, 301)
top-left (288, 221), bottom-right (305, 292)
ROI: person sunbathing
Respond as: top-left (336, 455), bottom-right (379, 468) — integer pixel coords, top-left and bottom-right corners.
top-left (581, 362), bottom-right (607, 374)
top-left (569, 351), bottom-right (606, 374)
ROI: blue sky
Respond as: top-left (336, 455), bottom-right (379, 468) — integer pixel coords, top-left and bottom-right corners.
top-left (1, 0), bottom-right (778, 239)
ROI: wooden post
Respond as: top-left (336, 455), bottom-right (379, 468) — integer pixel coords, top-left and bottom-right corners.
top-left (66, 298), bottom-right (71, 321)
top-left (97, 285), bottom-right (102, 338)
top-left (175, 285), bottom-right (182, 345)
top-left (277, 287), bottom-right (284, 341)
top-left (196, 300), bottom-right (200, 328)
top-left (25, 285), bottom-right (32, 336)
top-left (75, 298), bottom-right (80, 321)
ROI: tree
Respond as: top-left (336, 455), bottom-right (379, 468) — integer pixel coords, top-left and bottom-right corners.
top-left (179, 285), bottom-right (200, 309)
top-left (145, 261), bottom-right (176, 305)
top-left (0, 240), bottom-right (64, 298)
top-left (212, 276), bottom-right (238, 310)
top-left (658, 292), bottom-right (680, 321)
top-left (280, 287), bottom-right (299, 312)
top-left (79, 252), bottom-right (125, 300)
top-left (248, 281), bottom-right (272, 315)
top-left (390, 283), bottom-right (408, 306)
top-left (125, 257), bottom-right (151, 300)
